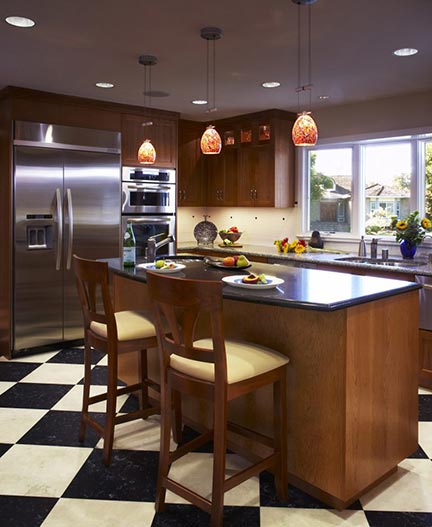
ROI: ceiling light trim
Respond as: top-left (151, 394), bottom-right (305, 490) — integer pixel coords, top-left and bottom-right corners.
top-left (5, 15), bottom-right (35, 28)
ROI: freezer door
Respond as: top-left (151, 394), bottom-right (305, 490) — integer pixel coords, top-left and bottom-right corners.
top-left (63, 151), bottom-right (120, 340)
top-left (14, 147), bottom-right (64, 350)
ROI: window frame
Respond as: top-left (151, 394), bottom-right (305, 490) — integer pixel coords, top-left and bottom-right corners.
top-left (299, 130), bottom-right (432, 240)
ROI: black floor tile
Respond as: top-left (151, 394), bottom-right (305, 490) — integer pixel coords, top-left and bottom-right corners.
top-left (0, 495), bottom-right (57, 527)
top-left (77, 364), bottom-right (125, 386)
top-left (176, 425), bottom-right (214, 454)
top-left (0, 361), bottom-right (41, 381)
top-left (47, 346), bottom-right (104, 365)
top-left (408, 445), bottom-right (430, 459)
top-left (0, 383), bottom-right (72, 409)
top-left (418, 395), bottom-right (432, 421)
top-left (0, 443), bottom-right (12, 457)
top-left (18, 410), bottom-right (104, 448)
top-left (365, 511), bottom-right (432, 527)
top-left (63, 448), bottom-right (159, 501)
top-left (151, 504), bottom-right (260, 527)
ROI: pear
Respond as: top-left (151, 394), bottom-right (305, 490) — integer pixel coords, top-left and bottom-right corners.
top-left (236, 255), bottom-right (250, 268)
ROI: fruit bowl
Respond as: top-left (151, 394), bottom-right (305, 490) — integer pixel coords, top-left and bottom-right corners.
top-left (219, 231), bottom-right (242, 243)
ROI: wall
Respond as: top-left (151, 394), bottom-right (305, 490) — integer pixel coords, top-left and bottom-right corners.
top-left (177, 89), bottom-right (432, 253)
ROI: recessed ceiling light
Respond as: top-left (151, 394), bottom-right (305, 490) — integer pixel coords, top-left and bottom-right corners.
top-left (261, 81), bottom-right (281, 89)
top-left (393, 48), bottom-right (418, 57)
top-left (191, 100), bottom-right (208, 105)
top-left (95, 82), bottom-right (114, 89)
top-left (318, 95), bottom-right (330, 100)
top-left (5, 16), bottom-right (35, 28)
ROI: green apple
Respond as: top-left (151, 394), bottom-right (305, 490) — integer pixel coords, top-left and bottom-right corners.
top-left (155, 260), bottom-right (165, 269)
top-left (236, 255), bottom-right (250, 268)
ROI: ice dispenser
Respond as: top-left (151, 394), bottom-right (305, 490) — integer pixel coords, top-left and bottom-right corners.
top-left (25, 214), bottom-right (53, 250)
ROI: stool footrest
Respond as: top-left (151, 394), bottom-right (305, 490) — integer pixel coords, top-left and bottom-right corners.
top-left (164, 477), bottom-right (212, 514)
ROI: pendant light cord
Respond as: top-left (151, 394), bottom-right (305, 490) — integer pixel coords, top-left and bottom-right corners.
top-left (206, 38), bottom-right (210, 112)
top-left (308, 3), bottom-right (312, 112)
top-left (213, 37), bottom-right (216, 110)
top-left (297, 3), bottom-right (301, 113)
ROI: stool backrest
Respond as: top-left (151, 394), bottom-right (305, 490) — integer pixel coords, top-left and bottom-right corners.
top-left (73, 255), bottom-right (117, 340)
top-left (146, 272), bottom-right (227, 382)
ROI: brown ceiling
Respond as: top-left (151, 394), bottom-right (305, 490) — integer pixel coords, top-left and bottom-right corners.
top-left (1, 0), bottom-right (431, 121)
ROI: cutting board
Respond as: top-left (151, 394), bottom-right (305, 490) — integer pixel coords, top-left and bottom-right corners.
top-left (218, 243), bottom-right (243, 248)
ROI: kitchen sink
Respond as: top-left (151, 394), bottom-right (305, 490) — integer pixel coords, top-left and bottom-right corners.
top-left (335, 256), bottom-right (428, 268)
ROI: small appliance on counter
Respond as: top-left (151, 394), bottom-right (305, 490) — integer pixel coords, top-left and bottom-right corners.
top-left (193, 215), bottom-right (218, 246)
top-left (309, 230), bottom-right (324, 249)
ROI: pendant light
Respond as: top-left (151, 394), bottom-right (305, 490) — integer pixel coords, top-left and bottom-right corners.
top-left (137, 55), bottom-right (157, 164)
top-left (200, 27), bottom-right (223, 155)
top-left (291, 0), bottom-right (318, 147)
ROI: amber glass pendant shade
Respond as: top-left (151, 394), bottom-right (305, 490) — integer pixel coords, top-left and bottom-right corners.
top-left (138, 139), bottom-right (156, 164)
top-left (292, 112), bottom-right (318, 146)
top-left (200, 125), bottom-right (222, 155)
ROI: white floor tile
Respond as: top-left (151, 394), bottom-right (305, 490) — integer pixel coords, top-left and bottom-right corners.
top-left (97, 355), bottom-right (108, 366)
top-left (419, 421), bottom-right (432, 458)
top-left (0, 381), bottom-right (15, 395)
top-left (260, 508), bottom-right (370, 527)
top-left (94, 414), bottom-right (175, 452)
top-left (0, 407), bottom-right (48, 442)
top-left (360, 458), bottom-right (432, 512)
top-left (8, 350), bottom-right (62, 363)
top-left (41, 497), bottom-right (155, 527)
top-left (0, 444), bottom-right (91, 497)
top-left (165, 452), bottom-right (260, 507)
top-left (51, 384), bottom-right (128, 412)
top-left (20, 363), bottom-right (84, 385)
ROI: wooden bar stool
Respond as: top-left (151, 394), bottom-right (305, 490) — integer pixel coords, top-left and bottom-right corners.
top-left (73, 255), bottom-right (160, 465)
top-left (147, 272), bottom-right (289, 527)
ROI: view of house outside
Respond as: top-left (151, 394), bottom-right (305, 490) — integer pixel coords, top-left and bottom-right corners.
top-left (308, 141), bottom-right (432, 235)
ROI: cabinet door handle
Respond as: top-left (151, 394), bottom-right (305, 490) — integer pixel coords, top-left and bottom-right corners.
top-left (250, 189), bottom-right (254, 199)
top-left (254, 189), bottom-right (258, 200)
top-left (221, 190), bottom-right (224, 200)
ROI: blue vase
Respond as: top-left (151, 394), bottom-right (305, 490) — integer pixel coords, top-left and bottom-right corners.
top-left (399, 240), bottom-right (417, 259)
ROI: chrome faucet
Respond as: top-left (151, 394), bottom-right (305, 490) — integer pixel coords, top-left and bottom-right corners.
top-left (147, 233), bottom-right (175, 262)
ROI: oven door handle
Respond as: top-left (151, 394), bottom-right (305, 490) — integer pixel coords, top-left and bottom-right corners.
top-left (127, 184), bottom-right (171, 191)
top-left (125, 217), bottom-right (169, 224)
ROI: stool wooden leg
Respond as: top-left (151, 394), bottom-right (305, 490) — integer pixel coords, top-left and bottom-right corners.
top-left (103, 353), bottom-right (118, 465)
top-left (273, 372), bottom-right (288, 501)
top-left (139, 348), bottom-right (149, 410)
top-left (211, 395), bottom-right (227, 527)
top-left (79, 342), bottom-right (92, 442)
top-left (172, 389), bottom-right (182, 444)
top-left (156, 382), bottom-right (171, 512)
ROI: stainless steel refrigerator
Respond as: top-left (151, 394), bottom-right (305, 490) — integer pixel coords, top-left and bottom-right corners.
top-left (13, 122), bottom-right (121, 354)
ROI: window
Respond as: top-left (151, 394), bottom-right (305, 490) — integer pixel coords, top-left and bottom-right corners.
top-left (303, 133), bottom-right (432, 237)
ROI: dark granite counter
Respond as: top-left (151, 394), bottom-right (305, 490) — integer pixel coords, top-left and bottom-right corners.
top-left (105, 257), bottom-right (420, 312)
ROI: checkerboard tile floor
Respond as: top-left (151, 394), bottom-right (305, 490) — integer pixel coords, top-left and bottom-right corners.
top-left (0, 347), bottom-right (431, 527)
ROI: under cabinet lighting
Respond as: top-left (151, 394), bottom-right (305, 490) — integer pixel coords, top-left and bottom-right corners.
top-left (393, 48), bottom-right (418, 57)
top-left (96, 82), bottom-right (114, 89)
top-left (5, 16), bottom-right (35, 27)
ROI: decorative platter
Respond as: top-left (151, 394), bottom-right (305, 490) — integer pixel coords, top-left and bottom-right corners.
top-left (221, 275), bottom-right (284, 290)
top-left (138, 262), bottom-right (186, 274)
top-left (207, 260), bottom-right (252, 270)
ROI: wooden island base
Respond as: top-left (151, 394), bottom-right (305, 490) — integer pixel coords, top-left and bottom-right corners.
top-left (113, 273), bottom-right (419, 509)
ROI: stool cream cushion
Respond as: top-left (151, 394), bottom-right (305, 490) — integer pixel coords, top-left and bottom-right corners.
top-left (90, 310), bottom-right (156, 341)
top-left (170, 338), bottom-right (289, 384)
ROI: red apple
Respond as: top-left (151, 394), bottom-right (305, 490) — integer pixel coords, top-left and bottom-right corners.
top-left (222, 256), bottom-right (236, 267)
top-left (233, 255), bottom-right (240, 264)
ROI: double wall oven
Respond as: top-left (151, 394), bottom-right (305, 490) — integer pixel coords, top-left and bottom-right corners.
top-left (121, 167), bottom-right (176, 258)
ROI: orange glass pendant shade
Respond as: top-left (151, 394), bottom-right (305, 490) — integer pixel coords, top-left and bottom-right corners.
top-left (200, 125), bottom-right (222, 155)
top-left (138, 139), bottom-right (156, 164)
top-left (292, 112), bottom-right (318, 146)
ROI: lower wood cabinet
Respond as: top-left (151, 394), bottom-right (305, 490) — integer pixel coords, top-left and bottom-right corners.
top-left (419, 330), bottom-right (432, 389)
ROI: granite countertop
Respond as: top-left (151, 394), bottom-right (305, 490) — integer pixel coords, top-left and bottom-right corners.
top-left (177, 242), bottom-right (432, 277)
top-left (105, 257), bottom-right (420, 312)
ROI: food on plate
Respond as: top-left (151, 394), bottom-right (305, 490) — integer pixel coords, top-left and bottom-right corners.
top-left (236, 255), bottom-right (250, 268)
top-left (220, 254), bottom-right (250, 267)
top-left (222, 256), bottom-right (236, 267)
top-left (241, 273), bottom-right (267, 284)
top-left (154, 260), bottom-right (175, 270)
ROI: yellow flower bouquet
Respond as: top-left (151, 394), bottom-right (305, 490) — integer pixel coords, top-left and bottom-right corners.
top-left (274, 238), bottom-right (307, 254)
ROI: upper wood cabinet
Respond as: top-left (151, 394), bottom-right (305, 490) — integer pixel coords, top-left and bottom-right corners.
top-left (177, 110), bottom-right (296, 208)
top-left (121, 113), bottom-right (177, 168)
top-left (178, 120), bottom-right (205, 206)
top-left (205, 146), bottom-right (238, 207)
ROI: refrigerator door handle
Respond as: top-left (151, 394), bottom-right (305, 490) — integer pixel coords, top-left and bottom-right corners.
top-left (66, 188), bottom-right (74, 270)
top-left (55, 188), bottom-right (63, 271)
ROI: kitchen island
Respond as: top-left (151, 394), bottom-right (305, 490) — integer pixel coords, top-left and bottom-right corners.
top-left (107, 257), bottom-right (420, 509)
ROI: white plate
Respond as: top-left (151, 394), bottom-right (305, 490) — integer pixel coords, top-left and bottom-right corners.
top-left (222, 275), bottom-right (284, 290)
top-left (138, 262), bottom-right (186, 274)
